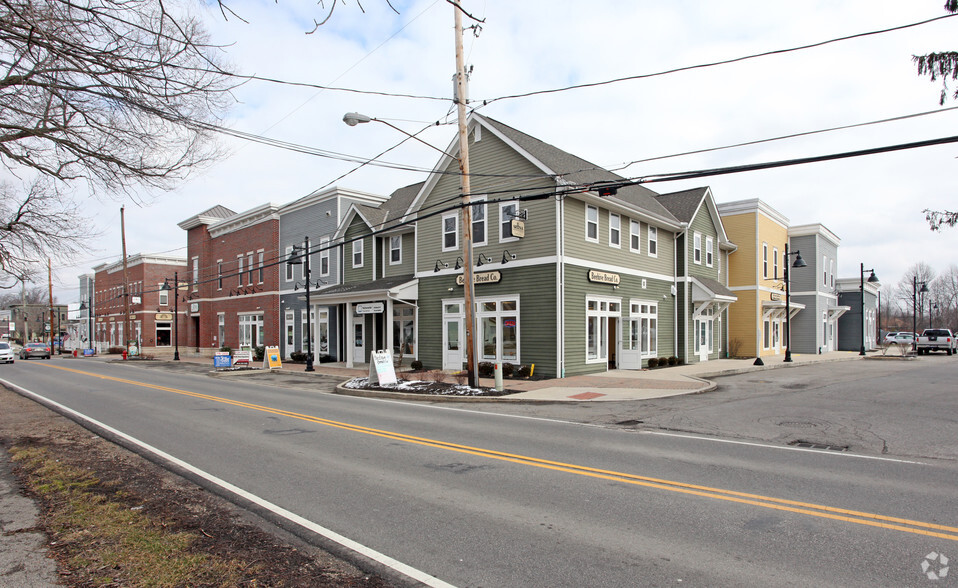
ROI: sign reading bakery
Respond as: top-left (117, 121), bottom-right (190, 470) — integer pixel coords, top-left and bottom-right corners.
top-left (588, 270), bottom-right (620, 285)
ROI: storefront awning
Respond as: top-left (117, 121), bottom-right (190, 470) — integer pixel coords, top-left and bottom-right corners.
top-left (762, 298), bottom-right (805, 321)
top-left (690, 276), bottom-right (737, 317)
top-left (827, 305), bottom-right (850, 322)
top-left (302, 275), bottom-right (418, 305)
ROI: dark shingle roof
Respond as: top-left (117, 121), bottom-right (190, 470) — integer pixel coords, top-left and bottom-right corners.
top-left (654, 188), bottom-right (708, 224)
top-left (696, 276), bottom-right (736, 299)
top-left (355, 182), bottom-right (424, 231)
top-left (476, 115), bottom-right (678, 222)
top-left (312, 275), bottom-right (415, 298)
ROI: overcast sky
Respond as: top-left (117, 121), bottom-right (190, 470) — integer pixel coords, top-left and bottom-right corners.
top-left (42, 0), bottom-right (958, 304)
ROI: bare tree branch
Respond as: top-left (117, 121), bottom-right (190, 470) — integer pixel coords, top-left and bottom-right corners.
top-left (0, 0), bottom-right (237, 194)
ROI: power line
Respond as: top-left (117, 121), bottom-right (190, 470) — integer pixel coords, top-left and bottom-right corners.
top-left (475, 13), bottom-right (958, 105)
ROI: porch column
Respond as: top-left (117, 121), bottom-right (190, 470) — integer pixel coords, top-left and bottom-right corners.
top-left (345, 303), bottom-right (354, 369)
top-left (386, 297), bottom-right (394, 356)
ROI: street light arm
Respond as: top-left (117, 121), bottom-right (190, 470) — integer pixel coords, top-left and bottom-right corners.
top-left (343, 113), bottom-right (455, 159)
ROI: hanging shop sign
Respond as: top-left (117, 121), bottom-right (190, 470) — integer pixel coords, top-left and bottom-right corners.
top-left (588, 270), bottom-right (620, 285)
top-left (456, 271), bottom-right (502, 286)
top-left (511, 219), bottom-right (525, 238)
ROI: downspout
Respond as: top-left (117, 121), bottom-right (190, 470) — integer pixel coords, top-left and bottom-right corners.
top-left (556, 193), bottom-right (565, 378)
top-left (674, 222), bottom-right (688, 361)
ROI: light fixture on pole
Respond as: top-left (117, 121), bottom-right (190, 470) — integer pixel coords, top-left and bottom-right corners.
top-left (783, 244), bottom-right (807, 363)
top-left (160, 273), bottom-right (180, 360)
top-left (287, 238), bottom-right (315, 372)
top-left (859, 264), bottom-right (879, 356)
top-left (344, 110), bottom-right (480, 387)
top-left (912, 277), bottom-right (929, 352)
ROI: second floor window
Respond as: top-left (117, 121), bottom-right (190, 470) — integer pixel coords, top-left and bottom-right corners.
top-left (390, 235), bottom-right (402, 264)
top-left (648, 226), bottom-right (657, 256)
top-left (217, 261), bottom-right (223, 290)
top-left (158, 285), bottom-right (168, 306)
top-left (237, 255), bottom-right (243, 286)
top-left (472, 199), bottom-right (487, 246)
top-left (248, 253), bottom-right (254, 284)
top-left (586, 205), bottom-right (598, 242)
top-left (192, 257), bottom-right (199, 289)
top-left (501, 202), bottom-right (518, 241)
top-left (320, 238), bottom-right (330, 277)
top-left (258, 251), bottom-right (264, 283)
top-left (353, 239), bottom-right (364, 268)
top-left (630, 220), bottom-right (641, 253)
top-left (763, 243), bottom-right (769, 279)
top-left (706, 237), bottom-right (714, 267)
top-left (609, 213), bottom-right (620, 247)
top-left (694, 233), bottom-right (702, 264)
top-left (442, 214), bottom-right (458, 251)
top-left (773, 248), bottom-right (779, 278)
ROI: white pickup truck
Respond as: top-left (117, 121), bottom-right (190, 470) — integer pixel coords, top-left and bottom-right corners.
top-left (916, 329), bottom-right (957, 355)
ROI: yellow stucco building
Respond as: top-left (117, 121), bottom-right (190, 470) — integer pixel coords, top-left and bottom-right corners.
top-left (717, 199), bottom-right (804, 359)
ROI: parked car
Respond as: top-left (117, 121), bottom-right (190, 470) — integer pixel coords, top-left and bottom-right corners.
top-left (889, 332), bottom-right (916, 346)
top-left (0, 342), bottom-right (14, 364)
top-left (882, 331), bottom-right (899, 344)
top-left (916, 329), bottom-right (956, 355)
top-left (19, 342), bottom-right (52, 360)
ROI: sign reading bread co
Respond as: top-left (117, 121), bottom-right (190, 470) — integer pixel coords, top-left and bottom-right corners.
top-left (155, 313), bottom-right (173, 321)
top-left (457, 271), bottom-right (502, 286)
top-left (588, 270), bottom-right (621, 285)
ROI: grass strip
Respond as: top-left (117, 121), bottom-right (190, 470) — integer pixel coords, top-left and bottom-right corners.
top-left (11, 445), bottom-right (256, 587)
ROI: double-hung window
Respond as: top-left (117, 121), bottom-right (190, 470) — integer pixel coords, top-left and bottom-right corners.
top-left (693, 233), bottom-right (702, 264)
top-left (630, 220), bottom-right (641, 253)
top-left (237, 255), bottom-right (244, 286)
top-left (389, 235), bottom-right (402, 265)
top-left (472, 198), bottom-right (487, 247)
top-left (609, 213), bottom-right (621, 247)
top-left (442, 214), bottom-right (459, 251)
top-left (648, 226), bottom-right (657, 256)
top-left (247, 253), bottom-right (254, 285)
top-left (258, 251), bottom-right (264, 283)
top-left (773, 248), bottom-right (779, 279)
top-left (352, 239), bottom-right (364, 268)
top-left (217, 261), bottom-right (223, 290)
top-left (586, 205), bottom-right (599, 242)
top-left (706, 237), bottom-right (714, 267)
top-left (763, 243), bottom-right (769, 279)
top-left (319, 237), bottom-right (330, 276)
top-left (285, 246), bottom-right (293, 281)
top-left (500, 202), bottom-right (518, 242)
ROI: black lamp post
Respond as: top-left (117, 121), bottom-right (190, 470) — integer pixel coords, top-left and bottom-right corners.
top-left (912, 277), bottom-right (929, 352)
top-left (783, 244), bottom-right (807, 363)
top-left (161, 272), bottom-right (180, 360)
top-left (859, 264), bottom-right (879, 356)
top-left (288, 237), bottom-right (315, 372)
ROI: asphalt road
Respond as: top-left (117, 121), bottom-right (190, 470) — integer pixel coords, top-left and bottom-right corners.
top-left (2, 357), bottom-right (956, 587)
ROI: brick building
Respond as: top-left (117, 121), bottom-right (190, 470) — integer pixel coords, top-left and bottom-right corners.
top-left (178, 204), bottom-right (283, 356)
top-left (92, 254), bottom-right (187, 355)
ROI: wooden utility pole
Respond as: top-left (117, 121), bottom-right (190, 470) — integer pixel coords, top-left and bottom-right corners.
top-left (120, 206), bottom-right (132, 356)
top-left (47, 258), bottom-right (54, 351)
top-left (454, 4), bottom-right (479, 388)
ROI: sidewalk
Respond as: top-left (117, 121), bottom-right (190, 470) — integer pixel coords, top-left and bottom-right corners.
top-left (144, 349), bottom-right (870, 402)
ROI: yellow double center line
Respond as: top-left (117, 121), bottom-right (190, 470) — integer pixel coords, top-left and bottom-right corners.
top-left (42, 363), bottom-right (958, 542)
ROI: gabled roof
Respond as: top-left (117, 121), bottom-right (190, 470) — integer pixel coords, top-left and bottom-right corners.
top-left (477, 115), bottom-right (678, 223)
top-left (654, 188), bottom-right (708, 223)
top-left (177, 205), bottom-right (236, 231)
top-left (338, 182), bottom-right (424, 240)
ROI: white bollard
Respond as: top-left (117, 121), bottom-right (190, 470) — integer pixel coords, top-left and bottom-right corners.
top-left (494, 362), bottom-right (503, 391)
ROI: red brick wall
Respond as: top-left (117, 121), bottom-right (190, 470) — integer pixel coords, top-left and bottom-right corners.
top-left (185, 218), bottom-right (281, 354)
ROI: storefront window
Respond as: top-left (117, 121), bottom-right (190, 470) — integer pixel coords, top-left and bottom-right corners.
top-left (238, 314), bottom-right (263, 349)
top-left (393, 306), bottom-right (415, 355)
top-left (587, 296), bottom-right (620, 362)
top-left (474, 297), bottom-right (519, 363)
top-left (156, 322), bottom-right (171, 346)
top-left (630, 302), bottom-right (657, 357)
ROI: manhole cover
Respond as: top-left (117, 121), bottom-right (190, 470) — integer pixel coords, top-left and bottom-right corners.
top-left (788, 440), bottom-right (849, 452)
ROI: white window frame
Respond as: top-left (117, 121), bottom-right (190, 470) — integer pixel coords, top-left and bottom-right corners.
top-left (192, 257), bottom-right (199, 291)
top-left (763, 319), bottom-right (770, 350)
top-left (586, 205), bottom-right (599, 243)
top-left (158, 284), bottom-right (168, 306)
top-left (319, 237), bottom-right (330, 277)
top-left (630, 220), bottom-right (641, 253)
top-left (629, 300), bottom-right (658, 358)
top-left (471, 197), bottom-right (487, 247)
top-left (693, 232), bottom-right (702, 264)
top-left (609, 213), bottom-right (621, 248)
top-left (585, 295), bottom-right (621, 364)
top-left (216, 260), bottom-right (223, 290)
top-left (773, 247), bottom-right (779, 279)
top-left (352, 238), bottom-right (364, 268)
top-left (706, 236), bottom-right (714, 267)
top-left (823, 256), bottom-right (828, 286)
top-left (247, 252), bottom-right (254, 285)
top-left (258, 250), bottom-right (265, 284)
top-left (237, 254), bottom-right (244, 286)
top-left (284, 311), bottom-right (295, 351)
top-left (389, 235), bottom-right (402, 265)
top-left (648, 226), bottom-right (658, 257)
top-left (500, 202), bottom-right (519, 243)
top-left (217, 313), bottom-right (225, 347)
top-left (285, 246), bottom-right (293, 281)
top-left (442, 214), bottom-right (459, 252)
top-left (476, 296), bottom-right (520, 363)
top-left (763, 243), bottom-right (768, 279)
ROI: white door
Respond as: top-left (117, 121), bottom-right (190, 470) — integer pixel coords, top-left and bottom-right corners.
top-left (619, 318), bottom-right (641, 369)
top-left (698, 320), bottom-right (709, 362)
top-left (442, 317), bottom-right (463, 370)
top-left (352, 321), bottom-right (365, 364)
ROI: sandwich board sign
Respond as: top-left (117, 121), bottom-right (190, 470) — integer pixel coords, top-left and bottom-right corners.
top-left (263, 346), bottom-right (282, 369)
top-left (368, 350), bottom-right (397, 385)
